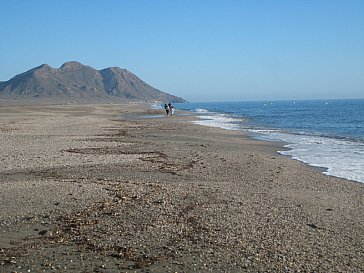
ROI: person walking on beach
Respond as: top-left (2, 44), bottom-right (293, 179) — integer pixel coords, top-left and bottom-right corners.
top-left (164, 103), bottom-right (170, 116)
top-left (168, 102), bottom-right (175, 116)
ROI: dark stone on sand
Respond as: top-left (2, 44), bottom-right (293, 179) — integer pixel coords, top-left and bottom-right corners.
top-left (38, 229), bottom-right (48, 235)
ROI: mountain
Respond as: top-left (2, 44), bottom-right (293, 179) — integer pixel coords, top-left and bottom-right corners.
top-left (0, 61), bottom-right (186, 103)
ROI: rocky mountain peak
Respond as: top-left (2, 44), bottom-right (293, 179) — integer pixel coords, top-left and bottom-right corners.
top-left (59, 61), bottom-right (84, 70)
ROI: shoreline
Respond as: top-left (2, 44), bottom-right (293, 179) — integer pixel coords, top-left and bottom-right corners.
top-left (178, 100), bottom-right (364, 184)
top-left (155, 107), bottom-right (357, 186)
top-left (134, 111), bottom-right (338, 185)
top-left (0, 103), bottom-right (363, 272)
top-left (189, 116), bottom-right (357, 186)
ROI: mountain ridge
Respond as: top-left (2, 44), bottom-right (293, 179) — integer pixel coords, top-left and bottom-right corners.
top-left (0, 61), bottom-right (186, 103)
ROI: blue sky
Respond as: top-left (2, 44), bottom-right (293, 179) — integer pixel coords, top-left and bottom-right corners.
top-left (0, 0), bottom-right (363, 102)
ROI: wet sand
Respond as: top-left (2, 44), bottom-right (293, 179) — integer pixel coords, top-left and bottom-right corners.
top-left (0, 103), bottom-right (363, 272)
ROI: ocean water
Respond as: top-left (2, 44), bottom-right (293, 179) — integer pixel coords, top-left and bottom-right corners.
top-left (174, 100), bottom-right (364, 183)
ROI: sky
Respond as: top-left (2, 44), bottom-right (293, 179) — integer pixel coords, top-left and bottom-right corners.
top-left (0, 0), bottom-right (363, 102)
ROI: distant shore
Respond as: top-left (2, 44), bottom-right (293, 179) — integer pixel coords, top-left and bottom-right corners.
top-left (0, 103), bottom-right (363, 272)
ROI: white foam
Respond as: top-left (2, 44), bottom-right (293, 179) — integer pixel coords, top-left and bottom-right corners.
top-left (151, 103), bottom-right (163, 109)
top-left (195, 108), bottom-right (209, 113)
top-left (258, 132), bottom-right (364, 183)
top-left (192, 114), bottom-right (241, 131)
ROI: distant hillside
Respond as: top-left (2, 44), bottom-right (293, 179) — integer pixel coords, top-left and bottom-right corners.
top-left (0, 61), bottom-right (186, 103)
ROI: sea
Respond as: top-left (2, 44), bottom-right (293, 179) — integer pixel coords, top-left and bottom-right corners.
top-left (171, 99), bottom-right (364, 184)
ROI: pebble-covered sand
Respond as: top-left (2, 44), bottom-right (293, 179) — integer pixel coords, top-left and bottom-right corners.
top-left (0, 103), bottom-right (363, 272)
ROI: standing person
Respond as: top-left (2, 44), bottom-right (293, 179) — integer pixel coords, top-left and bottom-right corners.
top-left (164, 103), bottom-right (170, 116)
top-left (168, 102), bottom-right (173, 116)
top-left (170, 104), bottom-right (175, 116)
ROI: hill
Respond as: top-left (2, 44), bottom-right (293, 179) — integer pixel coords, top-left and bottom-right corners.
top-left (0, 61), bottom-right (186, 103)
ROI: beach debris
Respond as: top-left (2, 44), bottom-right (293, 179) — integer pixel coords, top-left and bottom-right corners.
top-left (38, 230), bottom-right (48, 236)
top-left (4, 257), bottom-right (16, 265)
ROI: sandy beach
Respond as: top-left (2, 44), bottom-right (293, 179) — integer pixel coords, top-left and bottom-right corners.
top-left (0, 103), bottom-right (363, 272)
